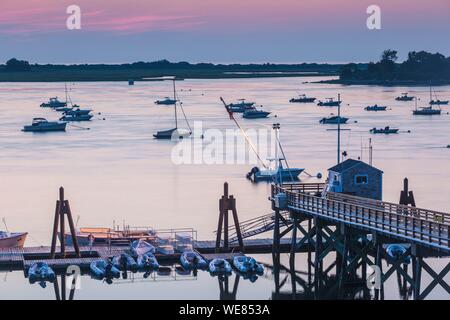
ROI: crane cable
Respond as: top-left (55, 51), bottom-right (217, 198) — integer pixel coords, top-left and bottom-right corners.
top-left (220, 97), bottom-right (268, 169)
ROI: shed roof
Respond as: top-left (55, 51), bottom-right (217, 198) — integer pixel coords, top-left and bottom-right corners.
top-left (328, 159), bottom-right (383, 174)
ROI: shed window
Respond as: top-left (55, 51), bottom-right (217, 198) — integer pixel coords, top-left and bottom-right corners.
top-left (355, 174), bottom-right (368, 185)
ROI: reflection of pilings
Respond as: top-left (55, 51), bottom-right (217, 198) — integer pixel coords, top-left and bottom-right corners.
top-left (53, 273), bottom-right (76, 301)
top-left (218, 274), bottom-right (240, 300)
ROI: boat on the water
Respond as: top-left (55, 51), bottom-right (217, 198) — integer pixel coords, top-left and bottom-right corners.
top-left (246, 124), bottom-right (303, 183)
top-left (23, 118), bottom-right (67, 132)
top-left (153, 127), bottom-right (191, 140)
top-left (155, 97), bottom-right (177, 105)
top-left (90, 260), bottom-right (121, 280)
top-left (430, 99), bottom-right (449, 105)
top-left (248, 159), bottom-right (303, 182)
top-left (289, 94), bottom-right (316, 103)
top-left (395, 93), bottom-right (414, 101)
top-left (242, 109), bottom-right (270, 119)
top-left (232, 256), bottom-right (264, 275)
top-left (136, 253), bottom-right (159, 272)
top-left (365, 104), bottom-right (387, 111)
top-left (60, 114), bottom-right (93, 122)
top-left (63, 107), bottom-right (92, 116)
top-left (40, 97), bottom-right (67, 108)
top-left (112, 253), bottom-right (138, 273)
top-left (154, 78), bottom-right (192, 140)
top-left (319, 116), bottom-right (348, 124)
top-left (209, 258), bottom-right (232, 275)
top-left (370, 126), bottom-right (399, 134)
top-left (227, 99), bottom-right (256, 112)
top-left (317, 97), bottom-right (341, 106)
top-left (27, 262), bottom-right (56, 287)
top-left (180, 250), bottom-right (208, 270)
top-left (130, 240), bottom-right (155, 257)
top-left (413, 106), bottom-right (441, 115)
top-left (0, 231), bottom-right (27, 248)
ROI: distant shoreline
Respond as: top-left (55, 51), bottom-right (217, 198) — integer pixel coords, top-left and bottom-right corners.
top-left (315, 79), bottom-right (450, 87)
top-left (0, 70), bottom-right (337, 82)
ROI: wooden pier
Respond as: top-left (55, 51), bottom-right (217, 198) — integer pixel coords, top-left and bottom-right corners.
top-left (270, 182), bottom-right (450, 300)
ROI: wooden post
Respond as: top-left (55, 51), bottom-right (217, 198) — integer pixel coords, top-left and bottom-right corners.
top-left (399, 178), bottom-right (416, 207)
top-left (215, 182), bottom-right (244, 253)
top-left (50, 187), bottom-right (81, 259)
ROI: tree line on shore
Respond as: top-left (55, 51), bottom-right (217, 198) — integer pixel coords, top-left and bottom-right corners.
top-left (340, 50), bottom-right (450, 81)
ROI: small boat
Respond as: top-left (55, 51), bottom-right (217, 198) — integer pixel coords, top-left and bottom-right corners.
top-left (386, 244), bottom-right (410, 264)
top-left (60, 114), bottom-right (93, 122)
top-left (154, 79), bottom-right (192, 140)
top-left (27, 262), bottom-right (56, 286)
top-left (370, 126), bottom-right (399, 134)
top-left (246, 124), bottom-right (303, 183)
top-left (319, 116), bottom-right (348, 124)
top-left (40, 97), bottom-right (67, 108)
top-left (54, 107), bottom-right (74, 113)
top-left (365, 104), bottom-right (387, 111)
top-left (242, 109), bottom-right (270, 119)
top-left (447, 145), bottom-right (450, 148)
top-left (112, 253), bottom-right (138, 273)
top-left (317, 97), bottom-right (341, 106)
top-left (180, 250), bottom-right (208, 270)
top-left (153, 128), bottom-right (191, 140)
top-left (430, 99), bottom-right (449, 105)
top-left (395, 93), bottom-right (414, 101)
top-left (23, 118), bottom-right (67, 132)
top-left (156, 244), bottom-right (175, 255)
top-left (63, 107), bottom-right (92, 116)
top-left (155, 97), bottom-right (177, 105)
top-left (137, 253), bottom-right (159, 272)
top-left (0, 231), bottom-right (27, 248)
top-left (209, 258), bottom-right (232, 275)
top-left (232, 256), bottom-right (264, 275)
top-left (289, 94), bottom-right (316, 103)
top-left (90, 260), bottom-right (121, 280)
top-left (227, 99), bottom-right (256, 113)
top-left (130, 239), bottom-right (155, 257)
top-left (413, 106), bottom-right (441, 115)
top-left (248, 159), bottom-right (303, 182)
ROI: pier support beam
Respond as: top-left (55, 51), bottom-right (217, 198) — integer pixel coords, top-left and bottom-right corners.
top-left (215, 182), bottom-right (244, 253)
top-left (50, 187), bottom-right (81, 259)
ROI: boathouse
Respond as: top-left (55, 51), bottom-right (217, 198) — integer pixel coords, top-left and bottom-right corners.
top-left (325, 159), bottom-right (383, 200)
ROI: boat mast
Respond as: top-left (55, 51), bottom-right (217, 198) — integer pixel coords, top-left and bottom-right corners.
top-left (337, 93), bottom-right (341, 164)
top-left (173, 78), bottom-right (178, 129)
top-left (273, 123), bottom-right (280, 171)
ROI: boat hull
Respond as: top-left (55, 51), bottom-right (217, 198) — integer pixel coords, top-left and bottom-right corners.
top-left (290, 98), bottom-right (316, 103)
top-left (242, 111), bottom-right (270, 119)
top-left (254, 168), bottom-right (303, 182)
top-left (23, 123), bottom-right (67, 132)
top-left (413, 110), bottom-right (441, 115)
top-left (0, 232), bottom-right (27, 248)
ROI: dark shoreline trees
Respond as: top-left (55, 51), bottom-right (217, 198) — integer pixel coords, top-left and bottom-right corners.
top-left (340, 50), bottom-right (450, 81)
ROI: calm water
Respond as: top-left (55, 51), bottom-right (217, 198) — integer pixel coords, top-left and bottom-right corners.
top-left (0, 77), bottom-right (449, 299)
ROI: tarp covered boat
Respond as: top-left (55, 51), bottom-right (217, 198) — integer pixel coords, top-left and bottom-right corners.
top-left (130, 239), bottom-right (155, 257)
top-left (28, 262), bottom-right (56, 287)
top-left (112, 253), bottom-right (138, 273)
top-left (180, 250), bottom-right (208, 270)
top-left (209, 258), bottom-right (232, 275)
top-left (90, 260), bottom-right (121, 280)
top-left (137, 253), bottom-right (159, 272)
top-left (232, 256), bottom-right (264, 275)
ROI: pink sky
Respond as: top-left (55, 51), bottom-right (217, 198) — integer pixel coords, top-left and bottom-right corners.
top-left (1, 0), bottom-right (448, 35)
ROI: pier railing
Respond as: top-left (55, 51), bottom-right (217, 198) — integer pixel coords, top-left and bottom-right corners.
top-left (272, 184), bottom-right (450, 252)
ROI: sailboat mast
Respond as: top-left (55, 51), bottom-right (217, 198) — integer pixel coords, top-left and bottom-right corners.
top-left (274, 123), bottom-right (280, 171)
top-left (65, 83), bottom-right (68, 105)
top-left (337, 93), bottom-right (341, 164)
top-left (173, 79), bottom-right (178, 128)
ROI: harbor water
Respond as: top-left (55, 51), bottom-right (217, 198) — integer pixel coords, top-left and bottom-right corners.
top-left (0, 76), bottom-right (449, 299)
